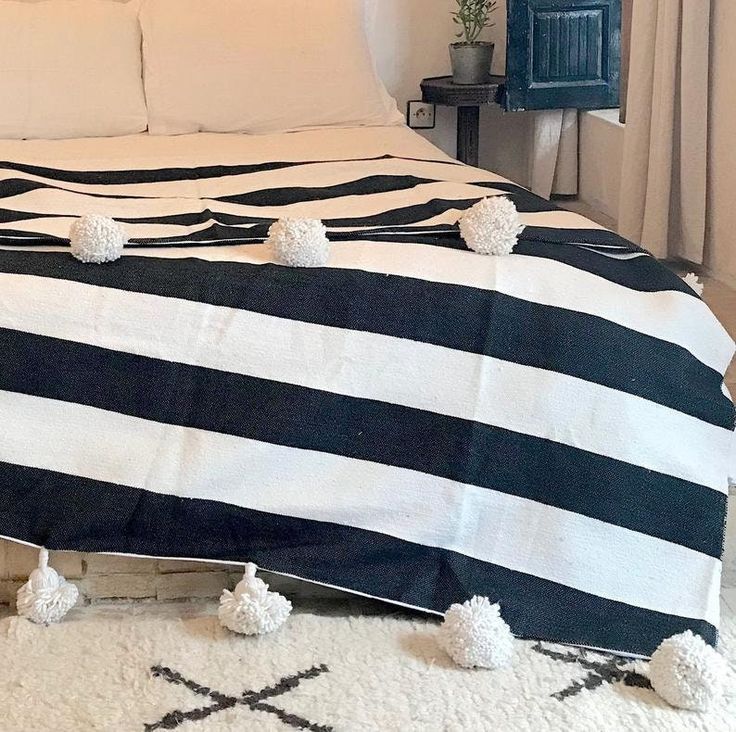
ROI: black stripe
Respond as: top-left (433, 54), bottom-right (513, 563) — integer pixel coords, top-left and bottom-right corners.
top-left (0, 178), bottom-right (67, 199)
top-left (0, 328), bottom-right (725, 557)
top-left (0, 208), bottom-right (448, 229)
top-left (0, 208), bottom-right (57, 224)
top-left (0, 461), bottom-right (716, 656)
top-left (323, 195), bottom-right (547, 227)
top-left (218, 177), bottom-right (553, 211)
top-left (318, 192), bottom-right (627, 227)
top-left (514, 237), bottom-right (698, 296)
top-left (0, 154), bottom-right (463, 185)
top-left (0, 215), bottom-right (462, 243)
top-left (0, 193), bottom-right (544, 227)
top-left (0, 177), bottom-right (153, 201)
top-left (0, 225), bottom-right (465, 247)
top-left (0, 161), bottom-right (297, 185)
top-left (216, 175), bottom-right (437, 206)
top-left (0, 230), bottom-right (67, 243)
top-left (129, 223), bottom-right (270, 244)
top-left (130, 222), bottom-right (458, 244)
top-left (520, 225), bottom-right (645, 250)
top-left (476, 181), bottom-right (561, 212)
top-left (0, 250), bottom-right (729, 427)
top-left (118, 210), bottom-right (268, 227)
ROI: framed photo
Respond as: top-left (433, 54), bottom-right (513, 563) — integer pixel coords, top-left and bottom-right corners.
top-left (406, 100), bottom-right (436, 129)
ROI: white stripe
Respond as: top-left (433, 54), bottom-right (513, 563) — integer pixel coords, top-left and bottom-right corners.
top-left (0, 273), bottom-right (731, 491)
top-left (0, 390), bottom-right (721, 626)
top-left (576, 247), bottom-right (649, 259)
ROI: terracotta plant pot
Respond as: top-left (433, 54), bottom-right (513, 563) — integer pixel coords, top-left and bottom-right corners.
top-left (449, 42), bottom-right (494, 85)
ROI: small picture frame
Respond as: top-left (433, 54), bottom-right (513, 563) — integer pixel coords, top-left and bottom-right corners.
top-left (406, 100), bottom-right (436, 130)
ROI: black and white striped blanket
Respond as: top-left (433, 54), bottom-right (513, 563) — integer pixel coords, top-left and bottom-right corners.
top-left (0, 129), bottom-right (733, 656)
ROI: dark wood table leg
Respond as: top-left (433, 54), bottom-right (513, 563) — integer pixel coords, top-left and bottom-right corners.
top-left (457, 105), bottom-right (480, 167)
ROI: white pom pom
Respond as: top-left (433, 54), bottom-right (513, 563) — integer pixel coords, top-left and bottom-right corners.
top-left (438, 596), bottom-right (514, 669)
top-left (682, 272), bottom-right (705, 296)
top-left (218, 563), bottom-right (292, 636)
top-left (266, 217), bottom-right (330, 267)
top-left (459, 197), bottom-right (524, 256)
top-left (69, 214), bottom-right (127, 264)
top-left (16, 548), bottom-right (79, 625)
top-left (648, 630), bottom-right (728, 711)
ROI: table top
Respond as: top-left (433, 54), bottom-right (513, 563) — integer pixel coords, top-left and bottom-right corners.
top-left (421, 75), bottom-right (505, 106)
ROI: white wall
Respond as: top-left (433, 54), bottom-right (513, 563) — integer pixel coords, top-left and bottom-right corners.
top-left (579, 110), bottom-right (624, 223)
top-left (366, 0), bottom-right (458, 154)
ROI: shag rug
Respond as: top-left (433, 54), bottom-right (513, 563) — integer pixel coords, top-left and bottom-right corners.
top-left (2, 606), bottom-right (735, 732)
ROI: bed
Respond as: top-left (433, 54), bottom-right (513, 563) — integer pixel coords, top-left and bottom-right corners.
top-left (0, 125), bottom-right (733, 657)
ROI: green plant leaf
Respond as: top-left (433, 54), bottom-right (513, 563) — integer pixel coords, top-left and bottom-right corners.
top-left (451, 0), bottom-right (498, 42)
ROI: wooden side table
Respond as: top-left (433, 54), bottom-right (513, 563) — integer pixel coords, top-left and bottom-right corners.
top-left (420, 75), bottom-right (505, 167)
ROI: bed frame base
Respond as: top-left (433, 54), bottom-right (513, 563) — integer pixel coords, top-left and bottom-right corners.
top-left (0, 540), bottom-right (349, 607)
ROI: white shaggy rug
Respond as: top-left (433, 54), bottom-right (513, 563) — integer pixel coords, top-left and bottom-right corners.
top-left (2, 606), bottom-right (735, 732)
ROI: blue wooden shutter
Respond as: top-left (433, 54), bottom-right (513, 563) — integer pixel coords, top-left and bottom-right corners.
top-left (505, 0), bottom-right (621, 111)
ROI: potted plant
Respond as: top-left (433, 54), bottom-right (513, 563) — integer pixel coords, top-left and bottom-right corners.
top-left (450, 0), bottom-right (498, 85)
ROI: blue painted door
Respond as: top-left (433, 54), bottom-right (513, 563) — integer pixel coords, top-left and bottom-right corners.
top-left (505, 0), bottom-right (621, 111)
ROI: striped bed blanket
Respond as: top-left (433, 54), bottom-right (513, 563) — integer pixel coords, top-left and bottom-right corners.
top-left (0, 128), bottom-right (733, 656)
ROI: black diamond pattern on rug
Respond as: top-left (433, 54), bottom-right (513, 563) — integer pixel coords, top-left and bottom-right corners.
top-left (532, 643), bottom-right (652, 701)
top-left (144, 663), bottom-right (333, 731)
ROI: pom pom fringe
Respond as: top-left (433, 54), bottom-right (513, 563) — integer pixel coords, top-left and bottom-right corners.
top-left (267, 218), bottom-right (331, 267)
top-left (16, 547), bottom-right (79, 625)
top-left (459, 197), bottom-right (524, 256)
top-left (682, 272), bottom-right (704, 296)
top-left (70, 215), bottom-right (127, 264)
top-left (219, 563), bottom-right (292, 635)
top-left (648, 630), bottom-right (728, 711)
top-left (439, 596), bottom-right (514, 669)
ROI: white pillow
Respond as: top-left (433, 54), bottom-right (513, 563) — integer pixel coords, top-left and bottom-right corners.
top-left (0, 0), bottom-right (147, 140)
top-left (140, 0), bottom-right (403, 135)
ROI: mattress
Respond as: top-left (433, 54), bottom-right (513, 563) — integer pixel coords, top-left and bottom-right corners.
top-left (0, 126), bottom-right (733, 657)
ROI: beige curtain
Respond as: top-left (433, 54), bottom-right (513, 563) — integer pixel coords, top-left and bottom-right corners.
top-left (618, 0), bottom-right (710, 262)
top-left (705, 0), bottom-right (736, 288)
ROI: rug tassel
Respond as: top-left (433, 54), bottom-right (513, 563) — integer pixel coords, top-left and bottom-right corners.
top-left (218, 563), bottom-right (292, 635)
top-left (16, 547), bottom-right (79, 625)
